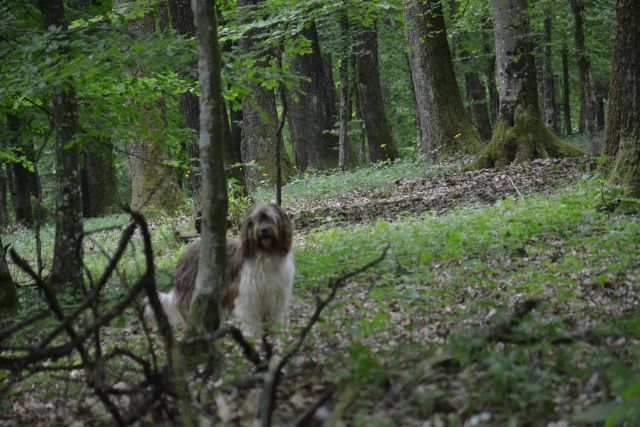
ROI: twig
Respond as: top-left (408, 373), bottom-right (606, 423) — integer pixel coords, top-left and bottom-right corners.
top-left (507, 176), bottom-right (523, 200)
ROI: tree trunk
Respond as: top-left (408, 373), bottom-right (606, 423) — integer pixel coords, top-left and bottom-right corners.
top-left (38, 0), bottom-right (84, 289)
top-left (0, 235), bottom-right (18, 316)
top-left (404, 0), bottom-right (482, 162)
top-left (595, 83), bottom-right (606, 131)
top-left (6, 114), bottom-right (38, 226)
top-left (237, 0), bottom-right (291, 188)
top-left (570, 0), bottom-right (598, 154)
top-left (355, 20), bottom-right (398, 162)
top-left (468, 0), bottom-right (583, 170)
top-left (338, 11), bottom-right (350, 171)
top-left (81, 146), bottom-right (118, 217)
top-left (187, 0), bottom-right (227, 339)
top-left (124, 2), bottom-right (184, 214)
top-left (287, 21), bottom-right (339, 172)
top-left (0, 166), bottom-right (9, 227)
top-left (561, 40), bottom-right (573, 135)
top-left (541, 7), bottom-right (560, 134)
top-left (483, 26), bottom-right (500, 125)
top-left (608, 0), bottom-right (640, 211)
top-left (464, 71), bottom-right (493, 141)
top-left (168, 0), bottom-right (246, 203)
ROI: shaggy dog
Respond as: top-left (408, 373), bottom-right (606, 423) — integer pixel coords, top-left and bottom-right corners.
top-left (157, 204), bottom-right (294, 337)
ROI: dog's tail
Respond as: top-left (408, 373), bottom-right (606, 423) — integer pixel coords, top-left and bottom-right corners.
top-left (144, 290), bottom-right (186, 326)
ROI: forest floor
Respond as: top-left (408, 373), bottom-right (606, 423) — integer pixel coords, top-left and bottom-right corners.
top-left (3, 157), bottom-right (640, 426)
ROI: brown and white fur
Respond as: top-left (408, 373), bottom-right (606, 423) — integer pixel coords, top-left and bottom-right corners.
top-left (157, 204), bottom-right (294, 337)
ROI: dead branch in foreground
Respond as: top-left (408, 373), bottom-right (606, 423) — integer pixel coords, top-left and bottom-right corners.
top-left (1, 212), bottom-right (182, 426)
top-left (258, 245), bottom-right (390, 427)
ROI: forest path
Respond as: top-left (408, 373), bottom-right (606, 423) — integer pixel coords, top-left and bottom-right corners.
top-left (287, 157), bottom-right (585, 233)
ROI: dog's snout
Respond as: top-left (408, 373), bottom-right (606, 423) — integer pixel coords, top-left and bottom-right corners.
top-left (259, 226), bottom-right (271, 236)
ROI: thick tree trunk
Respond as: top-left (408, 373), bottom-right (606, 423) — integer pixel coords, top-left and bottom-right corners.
top-left (404, 0), bottom-right (482, 162)
top-left (0, 167), bottom-right (9, 226)
top-left (338, 11), bottom-right (350, 171)
top-left (81, 146), bottom-right (118, 217)
top-left (355, 20), bottom-right (398, 162)
top-left (287, 21), bottom-right (339, 172)
top-left (39, 0), bottom-right (84, 289)
top-left (124, 3), bottom-right (183, 214)
top-left (187, 0), bottom-right (226, 338)
top-left (468, 0), bottom-right (583, 170)
top-left (237, 0), bottom-right (291, 188)
top-left (6, 114), bottom-right (38, 226)
top-left (570, 0), bottom-right (598, 154)
top-left (561, 41), bottom-right (573, 135)
top-left (0, 235), bottom-right (18, 316)
top-left (608, 0), bottom-right (640, 210)
top-left (541, 8), bottom-right (560, 134)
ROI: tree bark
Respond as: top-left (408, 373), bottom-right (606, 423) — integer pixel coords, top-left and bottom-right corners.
top-left (123, 2), bottom-right (184, 214)
top-left (464, 71), bottom-right (492, 141)
top-left (0, 235), bottom-right (18, 316)
top-left (38, 0), bottom-right (84, 289)
top-left (338, 11), bottom-right (350, 171)
top-left (404, 0), bottom-right (482, 162)
top-left (168, 0), bottom-right (246, 203)
top-left (561, 40), bottom-right (573, 135)
top-left (237, 0), bottom-right (291, 188)
top-left (355, 19), bottom-right (398, 162)
top-left (468, 0), bottom-right (583, 170)
top-left (187, 0), bottom-right (227, 339)
top-left (0, 166), bottom-right (9, 227)
top-left (81, 146), bottom-right (118, 217)
top-left (287, 21), bottom-right (339, 172)
top-left (6, 114), bottom-right (39, 226)
top-left (569, 0), bottom-right (598, 154)
top-left (541, 7), bottom-right (560, 134)
top-left (608, 0), bottom-right (640, 210)
top-left (483, 25), bottom-right (500, 125)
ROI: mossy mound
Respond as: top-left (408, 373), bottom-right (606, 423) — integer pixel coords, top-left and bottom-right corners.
top-left (467, 105), bottom-right (583, 170)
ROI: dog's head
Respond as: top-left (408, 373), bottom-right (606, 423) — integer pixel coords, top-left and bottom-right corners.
top-left (240, 203), bottom-right (293, 255)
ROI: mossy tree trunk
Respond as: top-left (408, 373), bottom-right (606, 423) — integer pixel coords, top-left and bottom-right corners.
top-left (0, 235), bottom-right (18, 316)
top-left (468, 0), bottom-right (583, 170)
top-left (187, 0), bottom-right (227, 340)
top-left (237, 0), bottom-right (292, 188)
top-left (404, 0), bottom-right (483, 162)
top-left (39, 0), bottom-right (84, 289)
top-left (287, 21), bottom-right (339, 172)
top-left (608, 0), bottom-right (640, 210)
top-left (355, 18), bottom-right (398, 162)
top-left (123, 2), bottom-right (184, 215)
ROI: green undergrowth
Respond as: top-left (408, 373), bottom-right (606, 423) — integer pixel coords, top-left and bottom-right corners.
top-left (291, 179), bottom-right (640, 425)
top-left (3, 176), bottom-right (640, 425)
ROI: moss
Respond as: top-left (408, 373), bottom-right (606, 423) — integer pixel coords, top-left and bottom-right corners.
top-left (440, 126), bottom-right (485, 161)
top-left (466, 105), bottom-right (584, 170)
top-left (610, 136), bottom-right (640, 214)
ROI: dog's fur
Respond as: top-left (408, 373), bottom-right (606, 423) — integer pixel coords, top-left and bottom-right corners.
top-left (157, 204), bottom-right (294, 337)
